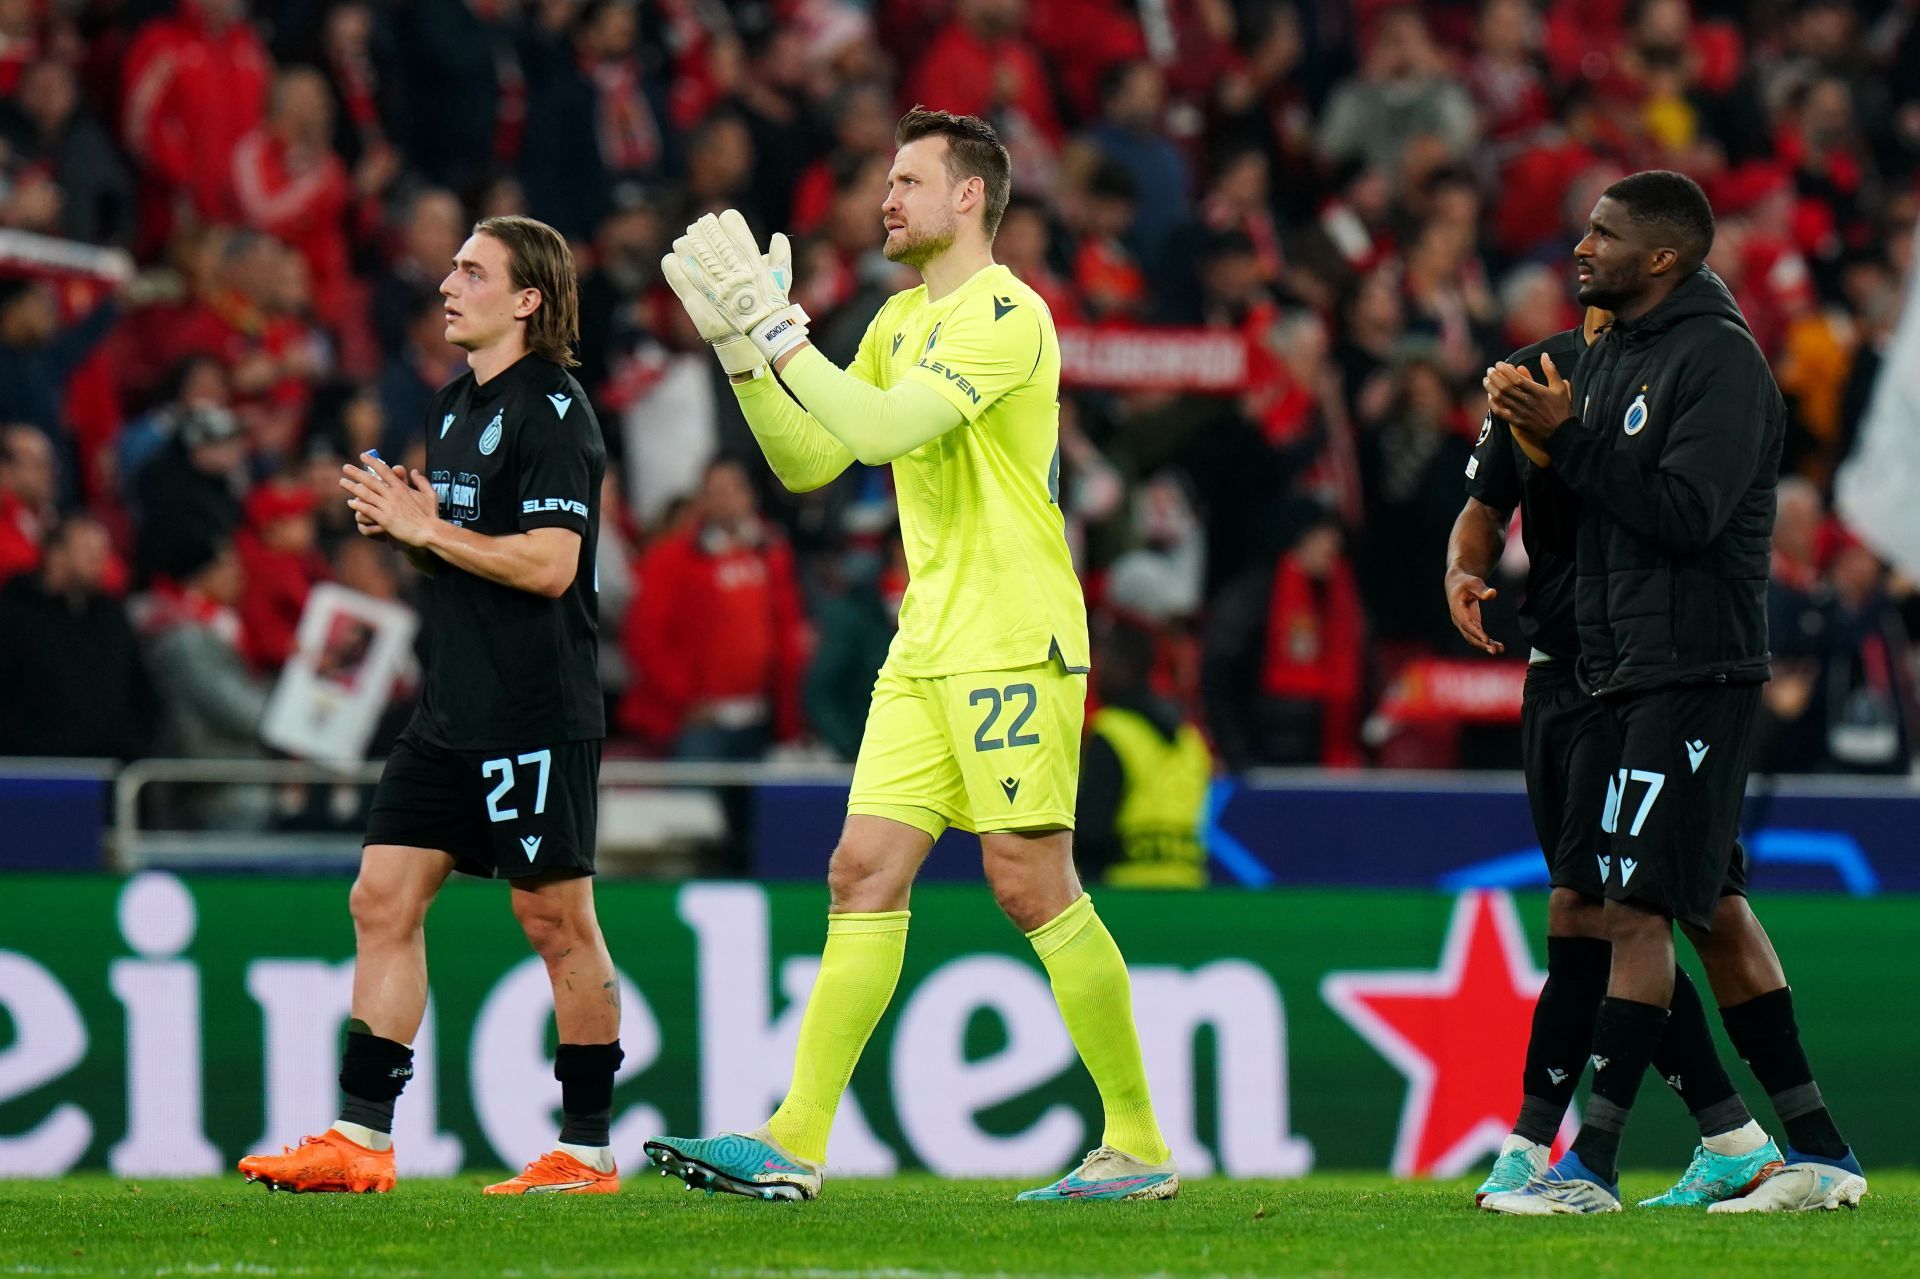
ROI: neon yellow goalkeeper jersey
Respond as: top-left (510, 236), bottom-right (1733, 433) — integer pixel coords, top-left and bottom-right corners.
top-left (851, 263), bottom-right (1088, 678)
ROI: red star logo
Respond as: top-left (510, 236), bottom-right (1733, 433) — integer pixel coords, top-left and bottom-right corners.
top-left (1322, 890), bottom-right (1574, 1176)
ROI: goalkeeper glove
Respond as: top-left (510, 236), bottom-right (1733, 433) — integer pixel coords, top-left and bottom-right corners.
top-left (677, 209), bottom-right (812, 365)
top-left (661, 248), bottom-right (766, 378)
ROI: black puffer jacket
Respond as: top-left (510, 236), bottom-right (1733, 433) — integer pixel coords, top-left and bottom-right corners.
top-left (1545, 267), bottom-right (1782, 697)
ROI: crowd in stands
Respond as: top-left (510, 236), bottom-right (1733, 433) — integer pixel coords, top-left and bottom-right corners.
top-left (0, 0), bottom-right (1917, 789)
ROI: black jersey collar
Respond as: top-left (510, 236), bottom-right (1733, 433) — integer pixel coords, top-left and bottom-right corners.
top-left (467, 352), bottom-right (543, 404)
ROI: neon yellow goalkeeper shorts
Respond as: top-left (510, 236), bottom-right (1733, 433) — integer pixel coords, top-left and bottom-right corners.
top-left (847, 655), bottom-right (1085, 839)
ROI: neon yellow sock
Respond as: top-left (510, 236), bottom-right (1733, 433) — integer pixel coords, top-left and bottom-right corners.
top-left (765, 910), bottom-right (909, 1165)
top-left (1027, 893), bottom-right (1171, 1165)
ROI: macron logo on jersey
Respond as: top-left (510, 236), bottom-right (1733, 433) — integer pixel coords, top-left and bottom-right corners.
top-left (547, 393), bottom-right (572, 418)
top-left (916, 359), bottom-right (981, 404)
top-left (522, 498), bottom-right (588, 518)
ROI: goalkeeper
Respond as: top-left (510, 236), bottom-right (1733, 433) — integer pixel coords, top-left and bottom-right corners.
top-left (642, 107), bottom-right (1177, 1204)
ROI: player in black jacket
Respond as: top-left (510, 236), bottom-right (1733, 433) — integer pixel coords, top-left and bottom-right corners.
top-left (240, 216), bottom-right (626, 1198)
top-left (1482, 171), bottom-right (1865, 1214)
top-left (1448, 309), bottom-right (1778, 1210)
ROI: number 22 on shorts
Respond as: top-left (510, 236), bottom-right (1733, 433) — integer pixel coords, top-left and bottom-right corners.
top-left (969, 683), bottom-right (1041, 752)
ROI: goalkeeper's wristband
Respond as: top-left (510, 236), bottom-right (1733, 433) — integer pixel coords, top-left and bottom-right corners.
top-left (711, 333), bottom-right (765, 378)
top-left (745, 303), bottom-right (811, 365)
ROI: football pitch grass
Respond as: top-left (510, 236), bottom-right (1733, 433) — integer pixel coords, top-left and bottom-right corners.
top-left (4, 1172), bottom-right (1917, 1279)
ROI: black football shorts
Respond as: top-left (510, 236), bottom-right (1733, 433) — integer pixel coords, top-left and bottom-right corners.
top-left (1519, 659), bottom-right (1617, 898)
top-left (1601, 684), bottom-right (1757, 930)
top-left (364, 732), bottom-right (601, 879)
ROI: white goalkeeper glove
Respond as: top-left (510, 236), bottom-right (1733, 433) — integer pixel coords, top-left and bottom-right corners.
top-left (660, 248), bottom-right (767, 378)
top-left (677, 209), bottom-right (812, 365)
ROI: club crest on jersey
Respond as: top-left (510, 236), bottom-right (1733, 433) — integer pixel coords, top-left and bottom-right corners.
top-left (1623, 392), bottom-right (1649, 436)
top-left (1475, 414), bottom-right (1492, 446)
top-left (479, 408), bottom-right (504, 455)
top-left (924, 322), bottom-right (942, 355)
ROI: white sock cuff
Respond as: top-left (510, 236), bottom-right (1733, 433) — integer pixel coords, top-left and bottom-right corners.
top-left (329, 1120), bottom-right (391, 1151)
top-left (1702, 1118), bottom-right (1770, 1157)
top-left (556, 1140), bottom-right (615, 1173)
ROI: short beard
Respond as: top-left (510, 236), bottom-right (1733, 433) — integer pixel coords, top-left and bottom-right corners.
top-left (1575, 279), bottom-right (1630, 310)
top-left (884, 219), bottom-right (957, 269)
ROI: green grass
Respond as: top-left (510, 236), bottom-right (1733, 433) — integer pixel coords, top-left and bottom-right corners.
top-left (2, 1172), bottom-right (1916, 1279)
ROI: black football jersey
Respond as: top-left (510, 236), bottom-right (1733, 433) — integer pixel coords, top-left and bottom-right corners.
top-left (1464, 327), bottom-right (1586, 662)
top-left (406, 353), bottom-right (606, 750)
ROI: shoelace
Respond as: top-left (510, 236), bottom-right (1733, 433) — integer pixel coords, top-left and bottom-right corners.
top-left (1071, 1147), bottom-right (1124, 1177)
top-left (280, 1134), bottom-right (329, 1157)
top-left (1677, 1146), bottom-right (1738, 1190)
top-left (519, 1150), bottom-right (590, 1182)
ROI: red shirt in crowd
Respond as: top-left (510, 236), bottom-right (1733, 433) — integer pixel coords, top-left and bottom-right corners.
top-left (120, 2), bottom-right (271, 231)
top-left (904, 21), bottom-right (1061, 145)
top-left (232, 129), bottom-right (354, 329)
top-left (235, 531), bottom-right (329, 672)
top-left (1261, 548), bottom-right (1365, 767)
top-left (0, 491), bottom-right (40, 586)
top-left (1026, 0), bottom-right (1146, 122)
top-left (618, 521), bottom-right (808, 748)
top-left (234, 483), bottom-right (329, 671)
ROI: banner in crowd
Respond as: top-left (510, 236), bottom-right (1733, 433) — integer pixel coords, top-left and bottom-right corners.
top-left (1056, 326), bottom-right (1249, 393)
top-left (1, 874), bottom-right (1911, 1179)
top-left (1369, 659), bottom-right (1528, 728)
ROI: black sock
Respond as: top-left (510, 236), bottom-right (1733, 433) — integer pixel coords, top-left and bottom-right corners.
top-left (1721, 987), bottom-right (1849, 1159)
top-left (338, 1025), bottom-right (413, 1136)
top-left (1569, 997), bottom-right (1669, 1185)
top-left (555, 1041), bottom-right (624, 1147)
top-left (1651, 966), bottom-right (1751, 1137)
top-left (1514, 936), bottom-right (1611, 1146)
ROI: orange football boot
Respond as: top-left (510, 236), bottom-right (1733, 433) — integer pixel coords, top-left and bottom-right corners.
top-left (484, 1149), bottom-right (620, 1195)
top-left (238, 1130), bottom-right (397, 1193)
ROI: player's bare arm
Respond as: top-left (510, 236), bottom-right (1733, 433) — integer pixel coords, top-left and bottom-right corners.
top-left (1445, 498), bottom-right (1509, 656)
top-left (342, 449), bottom-right (578, 598)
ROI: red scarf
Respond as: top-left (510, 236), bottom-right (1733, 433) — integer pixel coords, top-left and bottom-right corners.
top-left (592, 57), bottom-right (661, 174)
top-left (1261, 551), bottom-right (1364, 765)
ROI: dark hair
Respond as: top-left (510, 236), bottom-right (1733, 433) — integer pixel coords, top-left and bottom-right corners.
top-left (894, 105), bottom-right (1013, 238)
top-left (1200, 227), bottom-right (1257, 265)
top-left (1002, 192), bottom-right (1047, 222)
top-left (1087, 159), bottom-right (1138, 204)
top-left (1097, 60), bottom-right (1153, 107)
top-left (473, 214), bottom-right (581, 367)
top-left (407, 283), bottom-right (447, 325)
top-left (1603, 169), bottom-right (1716, 270)
top-left (1094, 619), bottom-right (1157, 692)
